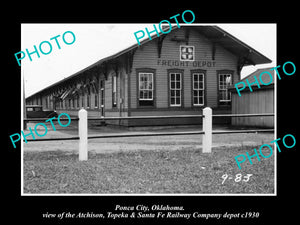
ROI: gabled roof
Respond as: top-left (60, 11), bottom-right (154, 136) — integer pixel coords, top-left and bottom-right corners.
top-left (81, 25), bottom-right (272, 69)
top-left (240, 67), bottom-right (274, 85)
top-left (229, 67), bottom-right (274, 92)
top-left (26, 25), bottom-right (272, 99)
top-left (194, 26), bottom-right (272, 66)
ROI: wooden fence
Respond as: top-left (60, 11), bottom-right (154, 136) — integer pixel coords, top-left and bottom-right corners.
top-left (23, 107), bottom-right (274, 161)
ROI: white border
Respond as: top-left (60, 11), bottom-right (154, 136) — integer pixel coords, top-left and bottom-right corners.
top-left (21, 23), bottom-right (277, 197)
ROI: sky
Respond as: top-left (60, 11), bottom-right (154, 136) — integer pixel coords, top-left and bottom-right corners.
top-left (21, 23), bottom-right (276, 98)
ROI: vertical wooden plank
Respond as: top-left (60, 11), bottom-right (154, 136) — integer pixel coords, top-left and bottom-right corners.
top-left (203, 107), bottom-right (212, 153)
top-left (79, 109), bottom-right (88, 161)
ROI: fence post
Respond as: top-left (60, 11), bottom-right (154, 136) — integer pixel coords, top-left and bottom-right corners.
top-left (79, 108), bottom-right (88, 161)
top-left (203, 107), bottom-right (212, 153)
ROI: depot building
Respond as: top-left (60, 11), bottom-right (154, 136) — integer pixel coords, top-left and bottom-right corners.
top-left (26, 25), bottom-right (271, 127)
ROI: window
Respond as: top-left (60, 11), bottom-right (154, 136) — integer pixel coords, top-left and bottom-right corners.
top-left (169, 72), bottom-right (182, 106)
top-left (193, 72), bottom-right (205, 106)
top-left (137, 68), bottom-right (156, 107)
top-left (95, 93), bottom-right (98, 108)
top-left (45, 96), bottom-right (48, 109)
top-left (138, 73), bottom-right (154, 106)
top-left (100, 80), bottom-right (105, 107)
top-left (81, 94), bottom-right (84, 108)
top-left (76, 95), bottom-right (79, 108)
top-left (180, 45), bottom-right (194, 61)
top-left (87, 94), bottom-right (90, 108)
top-left (218, 73), bottom-right (232, 105)
top-left (67, 98), bottom-right (74, 109)
top-left (112, 75), bottom-right (117, 107)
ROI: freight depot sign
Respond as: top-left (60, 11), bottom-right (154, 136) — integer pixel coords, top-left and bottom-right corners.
top-left (157, 59), bottom-right (216, 67)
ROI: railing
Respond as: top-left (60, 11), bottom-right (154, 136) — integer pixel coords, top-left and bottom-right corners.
top-left (23, 107), bottom-right (274, 160)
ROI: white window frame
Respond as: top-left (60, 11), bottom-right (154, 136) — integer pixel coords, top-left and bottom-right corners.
top-left (219, 73), bottom-right (232, 102)
top-left (193, 73), bottom-right (205, 106)
top-left (169, 73), bottom-right (182, 107)
top-left (138, 73), bottom-right (153, 101)
top-left (180, 45), bottom-right (195, 61)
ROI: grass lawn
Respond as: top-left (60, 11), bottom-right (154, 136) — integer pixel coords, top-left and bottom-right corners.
top-left (23, 143), bottom-right (274, 194)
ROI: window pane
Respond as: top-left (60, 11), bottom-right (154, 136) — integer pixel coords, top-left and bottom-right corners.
top-left (199, 81), bottom-right (203, 89)
top-left (194, 73), bottom-right (205, 90)
top-left (171, 90), bottom-right (175, 97)
top-left (144, 90), bottom-right (149, 99)
top-left (193, 73), bottom-right (205, 105)
top-left (193, 87), bottom-right (204, 105)
top-left (139, 73), bottom-right (153, 100)
top-left (193, 90), bottom-right (198, 97)
top-left (169, 72), bottom-right (182, 106)
top-left (171, 97), bottom-right (175, 105)
top-left (193, 97), bottom-right (198, 105)
top-left (220, 90), bottom-right (226, 100)
top-left (139, 91), bottom-right (144, 99)
top-left (199, 74), bottom-right (204, 89)
top-left (171, 81), bottom-right (175, 89)
top-left (225, 75), bottom-right (232, 85)
top-left (170, 73), bottom-right (175, 81)
top-left (199, 74), bottom-right (203, 81)
top-left (147, 90), bottom-right (151, 99)
top-left (95, 94), bottom-right (98, 107)
top-left (194, 74), bottom-right (198, 81)
top-left (219, 74), bottom-right (232, 103)
top-left (199, 90), bottom-right (204, 97)
top-left (194, 81), bottom-right (198, 89)
top-left (220, 74), bottom-right (225, 82)
top-left (199, 96), bottom-right (203, 104)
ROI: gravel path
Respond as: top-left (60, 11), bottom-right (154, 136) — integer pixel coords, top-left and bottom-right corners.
top-left (23, 125), bottom-right (274, 154)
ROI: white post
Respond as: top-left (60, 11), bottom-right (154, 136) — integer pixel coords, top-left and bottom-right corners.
top-left (79, 108), bottom-right (88, 161)
top-left (203, 107), bottom-right (212, 153)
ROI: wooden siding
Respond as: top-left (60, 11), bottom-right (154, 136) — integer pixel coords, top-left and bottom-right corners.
top-left (26, 26), bottom-right (258, 127)
top-left (130, 27), bottom-right (239, 112)
top-left (231, 88), bottom-right (274, 127)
